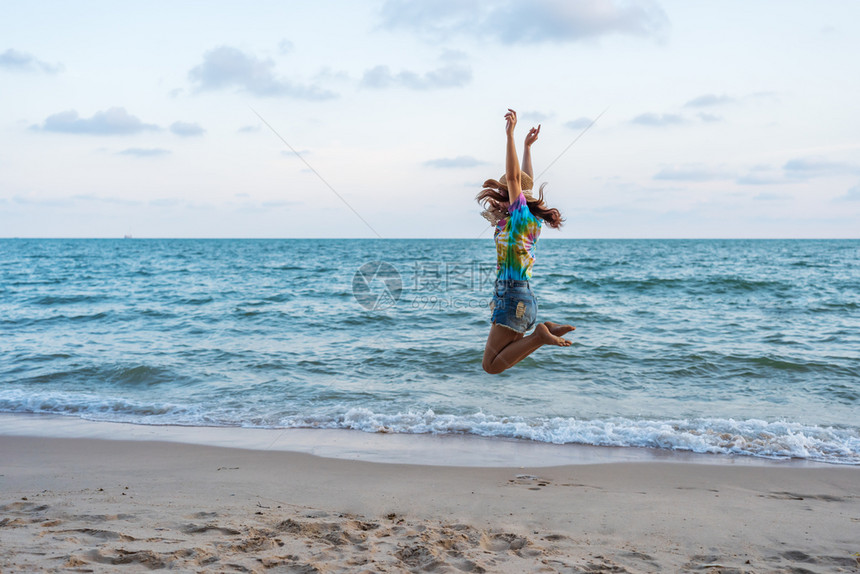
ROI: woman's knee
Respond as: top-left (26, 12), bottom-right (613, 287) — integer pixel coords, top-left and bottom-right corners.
top-left (482, 359), bottom-right (504, 375)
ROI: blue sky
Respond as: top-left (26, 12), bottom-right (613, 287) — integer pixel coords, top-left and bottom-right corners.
top-left (2, 0), bottom-right (859, 238)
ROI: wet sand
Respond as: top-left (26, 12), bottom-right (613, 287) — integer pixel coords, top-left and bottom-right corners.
top-left (2, 433), bottom-right (858, 573)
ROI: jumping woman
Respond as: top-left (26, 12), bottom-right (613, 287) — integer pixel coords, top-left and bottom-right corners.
top-left (478, 109), bottom-right (575, 374)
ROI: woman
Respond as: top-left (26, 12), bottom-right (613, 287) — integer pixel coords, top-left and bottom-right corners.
top-left (477, 109), bottom-right (574, 374)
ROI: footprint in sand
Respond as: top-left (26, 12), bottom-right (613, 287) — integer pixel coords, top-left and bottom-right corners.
top-left (507, 474), bottom-right (551, 490)
top-left (71, 513), bottom-right (136, 521)
top-left (180, 522), bottom-right (241, 535)
top-left (479, 532), bottom-right (530, 553)
top-left (764, 491), bottom-right (847, 502)
top-left (778, 550), bottom-right (859, 570)
top-left (0, 501), bottom-right (52, 527)
top-left (396, 543), bottom-right (446, 571)
top-left (59, 527), bottom-right (137, 541)
top-left (1, 501), bottom-right (50, 514)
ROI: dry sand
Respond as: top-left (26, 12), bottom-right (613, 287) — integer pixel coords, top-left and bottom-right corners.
top-left (1, 434), bottom-right (859, 573)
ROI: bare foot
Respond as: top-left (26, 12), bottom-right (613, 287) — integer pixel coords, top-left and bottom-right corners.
top-left (544, 321), bottom-right (575, 337)
top-left (535, 322), bottom-right (572, 347)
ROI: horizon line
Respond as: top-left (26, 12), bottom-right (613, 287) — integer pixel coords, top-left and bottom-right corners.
top-left (1, 237), bottom-right (858, 241)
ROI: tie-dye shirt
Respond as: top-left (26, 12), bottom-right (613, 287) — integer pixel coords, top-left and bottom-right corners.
top-left (494, 193), bottom-right (542, 280)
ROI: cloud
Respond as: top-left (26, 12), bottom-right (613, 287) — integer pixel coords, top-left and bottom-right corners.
top-left (278, 39), bottom-right (294, 54)
top-left (261, 199), bottom-right (298, 208)
top-left (188, 45), bottom-right (336, 100)
top-left (424, 155), bottom-right (488, 168)
top-left (685, 91), bottom-right (780, 110)
top-left (736, 164), bottom-right (798, 186)
top-left (487, 0), bottom-right (669, 44)
top-left (32, 107), bottom-right (159, 135)
top-left (0, 48), bottom-right (62, 74)
top-left (835, 184), bottom-right (860, 202)
top-left (564, 117), bottom-right (594, 130)
top-left (521, 110), bottom-right (553, 122)
top-left (280, 149), bottom-right (311, 158)
top-left (736, 172), bottom-right (785, 185)
top-left (379, 0), bottom-right (480, 38)
top-left (783, 157), bottom-right (860, 179)
top-left (361, 62), bottom-right (471, 90)
top-left (71, 194), bottom-right (140, 205)
top-left (313, 67), bottom-right (351, 82)
top-left (379, 0), bottom-right (668, 44)
top-left (753, 192), bottom-right (790, 201)
top-left (736, 159), bottom-right (860, 185)
top-left (149, 198), bottom-right (183, 207)
top-left (697, 112), bottom-right (722, 123)
top-left (12, 195), bottom-right (73, 207)
top-left (630, 112), bottom-right (685, 127)
top-left (683, 93), bottom-right (734, 107)
top-left (170, 121), bottom-right (205, 137)
top-left (746, 91), bottom-right (779, 103)
top-left (440, 49), bottom-right (468, 61)
top-left (118, 148), bottom-right (171, 157)
top-left (237, 124), bottom-right (261, 133)
top-left (653, 164), bottom-right (733, 182)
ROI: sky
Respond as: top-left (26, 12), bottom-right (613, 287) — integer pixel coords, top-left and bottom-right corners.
top-left (2, 0), bottom-right (859, 238)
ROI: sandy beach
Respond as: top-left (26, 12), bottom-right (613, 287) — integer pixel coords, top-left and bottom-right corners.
top-left (1, 431), bottom-right (858, 573)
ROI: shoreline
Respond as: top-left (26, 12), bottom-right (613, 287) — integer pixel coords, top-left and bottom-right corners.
top-left (2, 433), bottom-right (858, 572)
top-left (0, 412), bottom-right (838, 469)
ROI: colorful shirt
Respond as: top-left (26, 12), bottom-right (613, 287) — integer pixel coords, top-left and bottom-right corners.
top-left (494, 193), bottom-right (542, 280)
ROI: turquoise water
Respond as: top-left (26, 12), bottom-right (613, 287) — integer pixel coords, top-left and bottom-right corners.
top-left (1, 239), bottom-right (858, 464)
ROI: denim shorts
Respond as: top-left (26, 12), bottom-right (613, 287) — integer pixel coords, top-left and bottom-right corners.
top-left (490, 279), bottom-right (538, 334)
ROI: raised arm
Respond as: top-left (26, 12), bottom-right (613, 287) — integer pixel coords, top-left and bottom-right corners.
top-left (504, 109), bottom-right (522, 204)
top-left (522, 124), bottom-right (540, 178)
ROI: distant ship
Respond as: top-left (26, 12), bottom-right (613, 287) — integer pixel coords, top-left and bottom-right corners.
top-left (123, 234), bottom-right (133, 239)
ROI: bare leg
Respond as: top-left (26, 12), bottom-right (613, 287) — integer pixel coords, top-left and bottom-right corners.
top-left (482, 322), bottom-right (572, 375)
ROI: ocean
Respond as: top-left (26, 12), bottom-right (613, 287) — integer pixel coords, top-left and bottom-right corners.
top-left (1, 238), bottom-right (858, 464)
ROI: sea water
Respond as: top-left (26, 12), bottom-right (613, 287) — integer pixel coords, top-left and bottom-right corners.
top-left (1, 239), bottom-right (858, 464)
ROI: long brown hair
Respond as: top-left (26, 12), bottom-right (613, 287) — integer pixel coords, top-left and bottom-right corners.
top-left (476, 178), bottom-right (564, 229)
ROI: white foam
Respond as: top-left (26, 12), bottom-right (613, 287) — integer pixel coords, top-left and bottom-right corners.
top-left (1, 391), bottom-right (857, 465)
top-left (280, 408), bottom-right (860, 464)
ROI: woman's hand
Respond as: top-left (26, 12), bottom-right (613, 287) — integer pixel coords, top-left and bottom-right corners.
top-left (504, 109), bottom-right (522, 203)
top-left (505, 109), bottom-right (517, 136)
top-left (525, 124), bottom-right (540, 147)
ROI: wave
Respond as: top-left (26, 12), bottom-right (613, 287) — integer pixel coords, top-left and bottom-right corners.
top-left (29, 294), bottom-right (109, 305)
top-left (0, 390), bottom-right (197, 418)
top-left (299, 409), bottom-right (860, 465)
top-left (558, 275), bottom-right (792, 295)
top-left (269, 264), bottom-right (304, 271)
top-left (723, 354), bottom-right (859, 378)
top-left (1, 392), bottom-right (857, 465)
top-left (8, 363), bottom-right (195, 389)
top-left (176, 296), bottom-right (214, 305)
